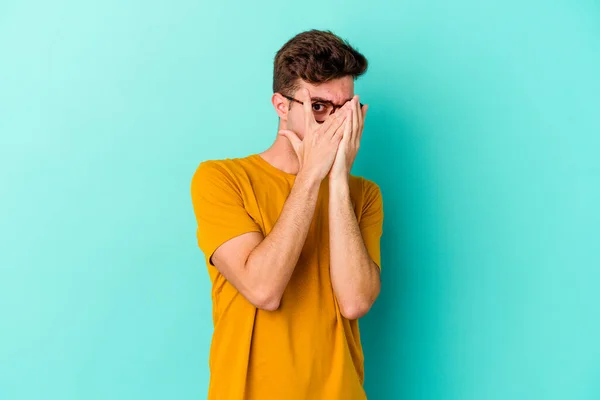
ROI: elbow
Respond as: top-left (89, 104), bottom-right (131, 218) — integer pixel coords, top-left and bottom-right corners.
top-left (250, 287), bottom-right (282, 312)
top-left (339, 299), bottom-right (373, 320)
top-left (256, 296), bottom-right (281, 312)
top-left (338, 280), bottom-right (380, 320)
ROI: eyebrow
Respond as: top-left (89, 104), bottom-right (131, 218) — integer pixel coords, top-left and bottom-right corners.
top-left (311, 96), bottom-right (354, 105)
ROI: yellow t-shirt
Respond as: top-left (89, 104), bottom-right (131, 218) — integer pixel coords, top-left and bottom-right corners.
top-left (190, 154), bottom-right (384, 400)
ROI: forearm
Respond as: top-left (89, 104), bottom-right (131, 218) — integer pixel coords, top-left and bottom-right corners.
top-left (329, 179), bottom-right (380, 319)
top-left (245, 173), bottom-right (321, 307)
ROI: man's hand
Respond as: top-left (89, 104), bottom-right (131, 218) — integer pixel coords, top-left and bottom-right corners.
top-left (326, 96), bottom-right (379, 320)
top-left (329, 96), bottom-right (369, 181)
top-left (279, 88), bottom-right (350, 182)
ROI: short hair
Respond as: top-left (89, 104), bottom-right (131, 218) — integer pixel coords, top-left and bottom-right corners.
top-left (273, 30), bottom-right (368, 95)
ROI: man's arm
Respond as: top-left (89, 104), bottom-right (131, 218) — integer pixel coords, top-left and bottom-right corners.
top-left (207, 89), bottom-right (349, 311)
top-left (211, 174), bottom-right (320, 311)
top-left (329, 179), bottom-right (381, 320)
top-left (327, 95), bottom-right (381, 320)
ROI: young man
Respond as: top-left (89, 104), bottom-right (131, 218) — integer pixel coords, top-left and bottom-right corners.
top-left (191, 30), bottom-right (383, 400)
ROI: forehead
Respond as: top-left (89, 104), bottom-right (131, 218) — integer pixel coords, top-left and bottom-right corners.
top-left (297, 77), bottom-right (354, 104)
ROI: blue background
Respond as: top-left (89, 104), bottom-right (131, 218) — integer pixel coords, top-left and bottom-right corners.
top-left (1, 0), bottom-right (599, 399)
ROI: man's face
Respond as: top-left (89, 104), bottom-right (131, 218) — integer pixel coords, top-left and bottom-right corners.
top-left (282, 76), bottom-right (355, 140)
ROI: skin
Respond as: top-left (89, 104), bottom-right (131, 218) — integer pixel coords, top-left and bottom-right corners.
top-left (210, 77), bottom-right (380, 319)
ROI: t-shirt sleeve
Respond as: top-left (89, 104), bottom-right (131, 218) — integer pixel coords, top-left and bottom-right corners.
top-left (360, 179), bottom-right (384, 268)
top-left (191, 161), bottom-right (262, 264)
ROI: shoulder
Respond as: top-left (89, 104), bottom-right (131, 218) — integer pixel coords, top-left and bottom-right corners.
top-left (193, 158), bottom-right (230, 179)
top-left (349, 175), bottom-right (382, 200)
top-left (190, 157), bottom-right (258, 206)
top-left (191, 156), bottom-right (255, 189)
top-left (362, 178), bottom-right (382, 200)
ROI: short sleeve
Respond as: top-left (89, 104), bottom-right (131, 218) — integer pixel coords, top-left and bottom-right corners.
top-left (359, 179), bottom-right (384, 268)
top-left (191, 161), bottom-right (262, 264)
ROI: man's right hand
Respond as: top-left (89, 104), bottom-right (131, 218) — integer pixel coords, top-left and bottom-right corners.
top-left (278, 88), bottom-right (350, 182)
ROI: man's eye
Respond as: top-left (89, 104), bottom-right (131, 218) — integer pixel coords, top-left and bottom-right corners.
top-left (312, 103), bottom-right (326, 112)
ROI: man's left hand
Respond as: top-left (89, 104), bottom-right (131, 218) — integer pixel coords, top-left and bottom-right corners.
top-left (329, 96), bottom-right (369, 181)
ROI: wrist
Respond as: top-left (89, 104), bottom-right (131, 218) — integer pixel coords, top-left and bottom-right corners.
top-left (329, 175), bottom-right (350, 195)
top-left (295, 170), bottom-right (322, 191)
top-left (329, 173), bottom-right (350, 187)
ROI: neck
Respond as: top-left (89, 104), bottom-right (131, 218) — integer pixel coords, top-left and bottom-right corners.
top-left (259, 124), bottom-right (301, 175)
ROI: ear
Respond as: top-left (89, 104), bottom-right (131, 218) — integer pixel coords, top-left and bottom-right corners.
top-left (272, 93), bottom-right (289, 120)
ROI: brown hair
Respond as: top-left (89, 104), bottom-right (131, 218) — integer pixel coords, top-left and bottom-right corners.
top-left (273, 30), bottom-right (368, 95)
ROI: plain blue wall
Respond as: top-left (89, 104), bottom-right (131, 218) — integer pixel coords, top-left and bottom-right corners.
top-left (1, 1), bottom-right (599, 399)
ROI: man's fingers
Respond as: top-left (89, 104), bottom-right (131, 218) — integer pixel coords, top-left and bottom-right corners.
top-left (342, 108), bottom-right (353, 141)
top-left (322, 108), bottom-right (348, 136)
top-left (334, 108), bottom-right (351, 140)
top-left (330, 112), bottom-right (349, 143)
top-left (352, 96), bottom-right (360, 140)
top-left (278, 129), bottom-right (302, 153)
top-left (297, 88), bottom-right (316, 128)
top-left (359, 104), bottom-right (368, 141)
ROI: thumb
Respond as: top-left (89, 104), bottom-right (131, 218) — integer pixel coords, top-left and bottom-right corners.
top-left (278, 129), bottom-right (302, 153)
